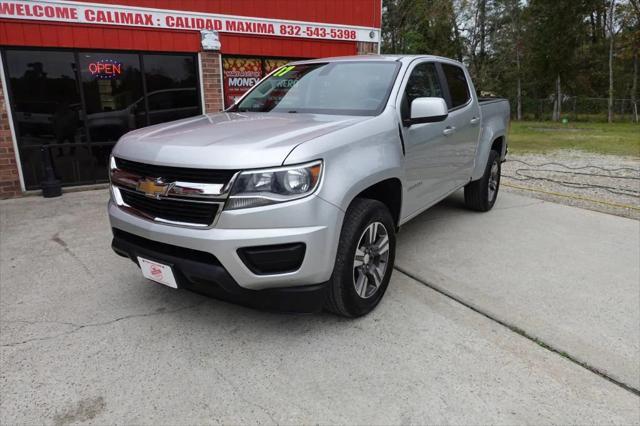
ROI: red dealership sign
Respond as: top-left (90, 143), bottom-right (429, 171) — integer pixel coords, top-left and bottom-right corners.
top-left (0, 0), bottom-right (380, 43)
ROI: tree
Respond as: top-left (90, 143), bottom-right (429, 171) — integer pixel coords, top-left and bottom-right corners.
top-left (512, 0), bottom-right (524, 120)
top-left (607, 0), bottom-right (617, 123)
top-left (625, 0), bottom-right (640, 121)
top-left (525, 0), bottom-right (590, 120)
top-left (381, 0), bottom-right (418, 54)
top-left (469, 0), bottom-right (489, 80)
top-left (381, 0), bottom-right (639, 122)
top-left (382, 0), bottom-right (464, 59)
top-left (493, 0), bottom-right (525, 119)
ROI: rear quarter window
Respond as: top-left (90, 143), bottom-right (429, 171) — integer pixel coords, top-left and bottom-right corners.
top-left (442, 64), bottom-right (470, 109)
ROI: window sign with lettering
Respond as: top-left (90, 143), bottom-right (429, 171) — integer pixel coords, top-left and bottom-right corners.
top-left (222, 58), bottom-right (263, 108)
top-left (87, 59), bottom-right (123, 80)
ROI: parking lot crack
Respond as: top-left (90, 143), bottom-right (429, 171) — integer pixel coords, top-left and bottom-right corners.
top-left (394, 266), bottom-right (640, 398)
top-left (492, 199), bottom-right (546, 210)
top-left (0, 301), bottom-right (205, 347)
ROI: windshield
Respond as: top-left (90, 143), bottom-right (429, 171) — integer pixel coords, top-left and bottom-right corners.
top-left (230, 61), bottom-right (400, 116)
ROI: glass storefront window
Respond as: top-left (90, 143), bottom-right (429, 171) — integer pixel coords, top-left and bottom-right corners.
top-left (222, 57), bottom-right (298, 108)
top-left (79, 52), bottom-right (144, 142)
top-left (3, 50), bottom-right (298, 189)
top-left (4, 50), bottom-right (85, 188)
top-left (222, 57), bottom-right (263, 108)
top-left (143, 54), bottom-right (200, 124)
top-left (2, 49), bottom-right (201, 189)
top-left (264, 58), bottom-right (291, 74)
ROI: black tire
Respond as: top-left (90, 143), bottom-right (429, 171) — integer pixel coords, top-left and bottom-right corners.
top-left (464, 149), bottom-right (501, 212)
top-left (325, 198), bottom-right (396, 317)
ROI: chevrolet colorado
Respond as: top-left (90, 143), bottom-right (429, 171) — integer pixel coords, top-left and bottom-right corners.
top-left (109, 55), bottom-right (510, 317)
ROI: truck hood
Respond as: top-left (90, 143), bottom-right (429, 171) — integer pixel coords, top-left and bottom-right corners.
top-left (112, 112), bottom-right (367, 169)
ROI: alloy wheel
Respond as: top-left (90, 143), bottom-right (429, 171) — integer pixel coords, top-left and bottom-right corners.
top-left (488, 160), bottom-right (500, 201)
top-left (353, 221), bottom-right (390, 299)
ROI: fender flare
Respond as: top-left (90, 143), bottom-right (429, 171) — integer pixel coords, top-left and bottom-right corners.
top-left (471, 127), bottom-right (507, 181)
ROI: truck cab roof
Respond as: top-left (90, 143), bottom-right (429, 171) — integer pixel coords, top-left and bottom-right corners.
top-left (289, 55), bottom-right (464, 67)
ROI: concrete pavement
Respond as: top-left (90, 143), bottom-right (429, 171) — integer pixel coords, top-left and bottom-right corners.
top-left (1, 189), bottom-right (639, 424)
top-left (397, 191), bottom-right (640, 390)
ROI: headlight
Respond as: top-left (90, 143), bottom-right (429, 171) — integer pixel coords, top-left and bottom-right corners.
top-left (226, 160), bottom-right (322, 210)
top-left (108, 155), bottom-right (116, 200)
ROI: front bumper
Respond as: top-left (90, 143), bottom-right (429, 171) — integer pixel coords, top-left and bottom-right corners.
top-left (108, 193), bottom-right (344, 292)
top-left (111, 228), bottom-right (328, 313)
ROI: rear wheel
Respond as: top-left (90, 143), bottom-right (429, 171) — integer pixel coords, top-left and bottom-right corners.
top-left (325, 198), bottom-right (396, 317)
top-left (464, 149), bottom-right (501, 212)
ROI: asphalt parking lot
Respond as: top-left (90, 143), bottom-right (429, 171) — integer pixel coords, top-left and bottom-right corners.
top-left (1, 189), bottom-right (639, 424)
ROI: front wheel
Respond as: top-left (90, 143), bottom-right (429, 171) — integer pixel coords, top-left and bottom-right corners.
top-left (464, 149), bottom-right (501, 212)
top-left (325, 198), bottom-right (396, 317)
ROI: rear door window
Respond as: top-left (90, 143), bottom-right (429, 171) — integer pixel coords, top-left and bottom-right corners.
top-left (441, 64), bottom-right (470, 109)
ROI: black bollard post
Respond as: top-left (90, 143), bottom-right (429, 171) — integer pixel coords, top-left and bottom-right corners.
top-left (40, 146), bottom-right (62, 198)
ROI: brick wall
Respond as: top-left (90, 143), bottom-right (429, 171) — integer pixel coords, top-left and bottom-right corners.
top-left (0, 82), bottom-right (21, 199)
top-left (200, 52), bottom-right (224, 114)
top-left (357, 42), bottom-right (379, 55)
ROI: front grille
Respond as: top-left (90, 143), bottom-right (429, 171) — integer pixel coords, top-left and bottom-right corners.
top-left (115, 157), bottom-right (237, 184)
top-left (121, 189), bottom-right (219, 226)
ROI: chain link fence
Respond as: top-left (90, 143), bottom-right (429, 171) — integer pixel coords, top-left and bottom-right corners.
top-left (515, 97), bottom-right (639, 122)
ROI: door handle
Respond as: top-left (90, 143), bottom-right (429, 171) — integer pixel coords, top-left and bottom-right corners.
top-left (470, 117), bottom-right (480, 125)
top-left (443, 126), bottom-right (457, 136)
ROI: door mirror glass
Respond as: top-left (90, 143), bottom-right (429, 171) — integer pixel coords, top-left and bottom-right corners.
top-left (409, 97), bottom-right (448, 125)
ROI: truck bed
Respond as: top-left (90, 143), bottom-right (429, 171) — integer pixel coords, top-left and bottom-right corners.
top-left (478, 98), bottom-right (511, 122)
top-left (478, 97), bottom-right (509, 105)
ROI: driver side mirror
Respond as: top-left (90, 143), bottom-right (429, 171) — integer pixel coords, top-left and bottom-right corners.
top-left (408, 97), bottom-right (448, 126)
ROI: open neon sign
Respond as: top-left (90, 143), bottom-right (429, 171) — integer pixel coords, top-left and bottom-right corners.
top-left (88, 59), bottom-right (122, 79)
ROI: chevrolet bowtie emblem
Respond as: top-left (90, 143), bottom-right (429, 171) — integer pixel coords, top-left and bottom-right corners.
top-left (137, 178), bottom-right (172, 199)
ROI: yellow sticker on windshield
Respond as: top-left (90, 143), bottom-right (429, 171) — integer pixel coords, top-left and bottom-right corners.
top-left (273, 65), bottom-right (295, 77)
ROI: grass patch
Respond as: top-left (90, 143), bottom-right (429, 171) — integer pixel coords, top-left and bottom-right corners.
top-left (508, 121), bottom-right (640, 157)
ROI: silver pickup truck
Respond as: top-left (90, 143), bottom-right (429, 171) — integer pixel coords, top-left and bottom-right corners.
top-left (109, 55), bottom-right (510, 317)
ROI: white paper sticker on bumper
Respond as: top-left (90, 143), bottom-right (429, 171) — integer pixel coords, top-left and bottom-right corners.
top-left (137, 257), bottom-right (178, 289)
